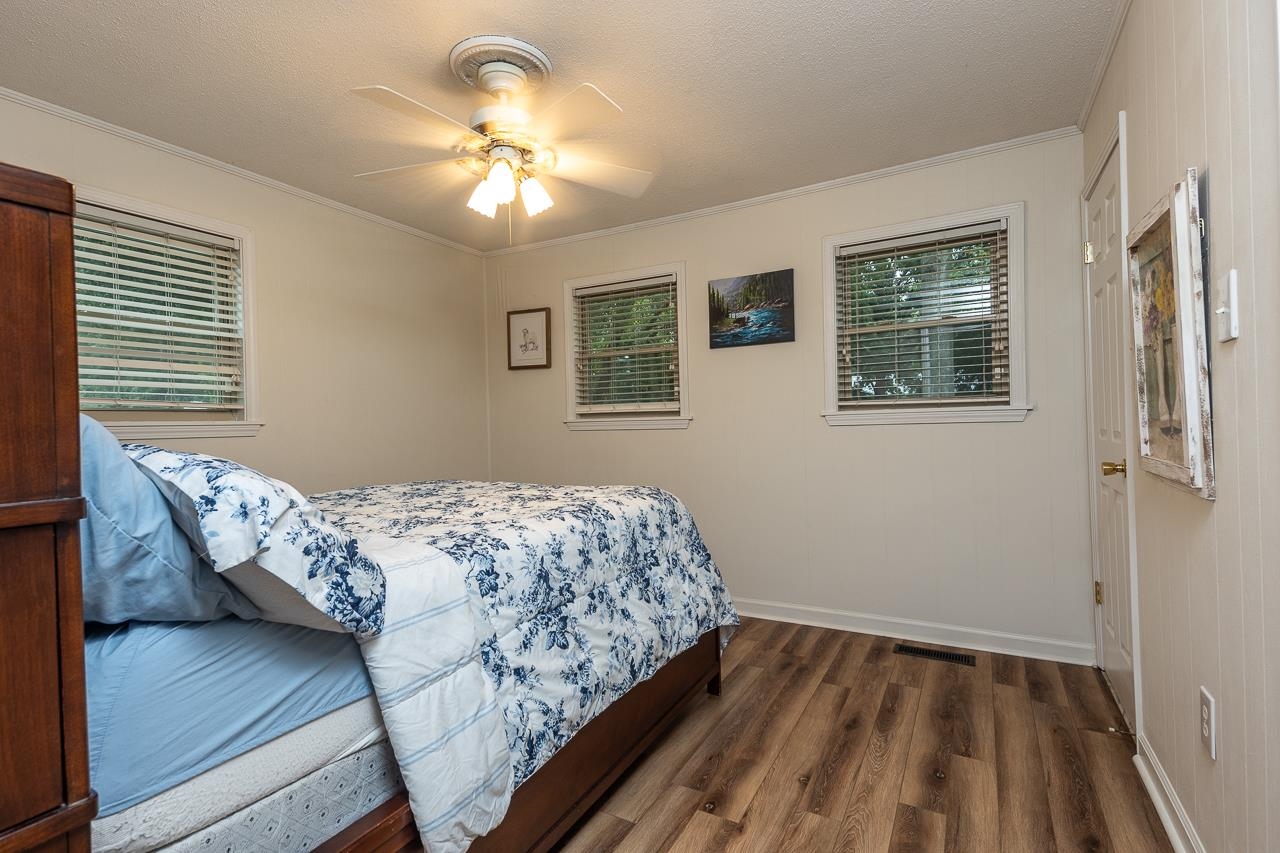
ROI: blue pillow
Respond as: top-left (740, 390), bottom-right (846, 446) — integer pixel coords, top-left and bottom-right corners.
top-left (124, 444), bottom-right (385, 637)
top-left (78, 416), bottom-right (259, 624)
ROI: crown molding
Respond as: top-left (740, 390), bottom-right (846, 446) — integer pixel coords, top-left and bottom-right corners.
top-left (1076, 0), bottom-right (1133, 130)
top-left (0, 86), bottom-right (482, 257)
top-left (0, 86), bottom-right (1082, 262)
top-left (486, 125), bottom-right (1081, 257)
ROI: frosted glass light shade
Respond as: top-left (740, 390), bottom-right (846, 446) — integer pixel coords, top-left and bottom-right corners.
top-left (466, 179), bottom-right (497, 218)
top-left (485, 158), bottom-right (517, 204)
top-left (520, 177), bottom-right (554, 216)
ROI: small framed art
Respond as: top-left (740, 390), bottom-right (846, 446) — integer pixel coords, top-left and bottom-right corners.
top-left (507, 307), bottom-right (551, 370)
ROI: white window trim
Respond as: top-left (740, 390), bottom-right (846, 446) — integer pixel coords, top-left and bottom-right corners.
top-left (821, 202), bottom-right (1033, 426)
top-left (563, 262), bottom-right (692, 431)
top-left (75, 186), bottom-right (262, 440)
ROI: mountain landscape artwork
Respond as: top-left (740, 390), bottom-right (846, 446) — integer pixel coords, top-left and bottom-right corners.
top-left (708, 268), bottom-right (796, 349)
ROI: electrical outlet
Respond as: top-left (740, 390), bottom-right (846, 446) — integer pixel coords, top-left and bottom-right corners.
top-left (1200, 687), bottom-right (1217, 760)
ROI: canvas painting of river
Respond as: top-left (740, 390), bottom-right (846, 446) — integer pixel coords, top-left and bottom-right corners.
top-left (708, 268), bottom-right (795, 349)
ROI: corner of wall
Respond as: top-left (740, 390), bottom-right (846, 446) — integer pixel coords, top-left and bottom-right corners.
top-left (481, 255), bottom-right (495, 482)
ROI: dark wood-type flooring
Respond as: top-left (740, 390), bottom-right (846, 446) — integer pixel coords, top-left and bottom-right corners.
top-left (554, 617), bottom-right (1172, 853)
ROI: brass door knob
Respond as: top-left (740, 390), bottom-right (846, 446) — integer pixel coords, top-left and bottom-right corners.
top-left (1101, 460), bottom-right (1127, 476)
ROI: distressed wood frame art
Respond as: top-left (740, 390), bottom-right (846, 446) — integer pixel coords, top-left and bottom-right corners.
top-left (1127, 168), bottom-right (1215, 497)
top-left (508, 307), bottom-right (552, 370)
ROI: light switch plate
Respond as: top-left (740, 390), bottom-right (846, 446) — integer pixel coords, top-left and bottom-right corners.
top-left (1216, 269), bottom-right (1239, 342)
top-left (1200, 686), bottom-right (1217, 760)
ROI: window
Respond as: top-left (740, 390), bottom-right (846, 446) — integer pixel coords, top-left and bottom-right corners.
top-left (822, 203), bottom-right (1030, 424)
top-left (73, 189), bottom-right (258, 438)
top-left (563, 263), bottom-right (690, 430)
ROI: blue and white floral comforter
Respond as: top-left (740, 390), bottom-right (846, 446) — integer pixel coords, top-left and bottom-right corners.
top-left (312, 479), bottom-right (738, 842)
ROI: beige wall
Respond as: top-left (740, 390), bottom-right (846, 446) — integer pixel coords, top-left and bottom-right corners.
top-left (1083, 0), bottom-right (1280, 850)
top-left (483, 133), bottom-right (1096, 661)
top-left (0, 95), bottom-right (490, 494)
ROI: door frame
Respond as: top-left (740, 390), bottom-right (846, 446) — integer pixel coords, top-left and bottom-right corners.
top-left (1080, 110), bottom-right (1143, 735)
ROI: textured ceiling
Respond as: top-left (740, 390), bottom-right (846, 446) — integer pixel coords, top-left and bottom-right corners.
top-left (1, 0), bottom-right (1112, 251)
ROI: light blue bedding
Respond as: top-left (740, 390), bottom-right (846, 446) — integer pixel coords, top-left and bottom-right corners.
top-left (79, 415), bottom-right (258, 624)
top-left (86, 618), bottom-right (373, 816)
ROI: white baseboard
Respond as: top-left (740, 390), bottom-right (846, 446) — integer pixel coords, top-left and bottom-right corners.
top-left (1133, 733), bottom-right (1205, 853)
top-left (733, 597), bottom-right (1096, 665)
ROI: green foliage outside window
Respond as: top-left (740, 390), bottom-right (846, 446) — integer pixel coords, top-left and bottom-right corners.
top-left (838, 234), bottom-right (1006, 403)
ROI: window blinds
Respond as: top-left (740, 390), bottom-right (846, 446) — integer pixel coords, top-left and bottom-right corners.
top-left (73, 203), bottom-right (245, 412)
top-left (834, 220), bottom-right (1009, 408)
top-left (572, 274), bottom-right (680, 414)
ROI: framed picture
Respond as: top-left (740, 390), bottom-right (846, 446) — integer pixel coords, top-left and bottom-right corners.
top-left (708, 268), bottom-right (796, 349)
top-left (507, 307), bottom-right (551, 370)
top-left (1127, 168), bottom-right (1214, 497)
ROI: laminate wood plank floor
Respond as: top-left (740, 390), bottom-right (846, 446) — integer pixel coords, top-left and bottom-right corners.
top-left (555, 618), bottom-right (1171, 853)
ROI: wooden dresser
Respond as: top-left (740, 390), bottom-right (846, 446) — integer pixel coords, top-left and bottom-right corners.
top-left (0, 163), bottom-right (96, 852)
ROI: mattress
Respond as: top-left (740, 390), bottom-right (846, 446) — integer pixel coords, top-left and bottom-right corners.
top-left (162, 740), bottom-right (404, 853)
top-left (86, 618), bottom-right (375, 817)
top-left (92, 696), bottom-right (388, 852)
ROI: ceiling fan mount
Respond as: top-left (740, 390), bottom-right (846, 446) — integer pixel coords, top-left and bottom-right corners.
top-left (448, 36), bottom-right (552, 99)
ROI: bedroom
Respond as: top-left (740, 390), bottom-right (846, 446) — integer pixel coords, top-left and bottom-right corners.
top-left (0, 1), bottom-right (1276, 851)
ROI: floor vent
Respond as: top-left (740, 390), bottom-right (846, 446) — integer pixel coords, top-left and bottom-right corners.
top-left (892, 643), bottom-right (976, 667)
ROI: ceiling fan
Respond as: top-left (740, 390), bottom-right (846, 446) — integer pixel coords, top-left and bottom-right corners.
top-left (353, 35), bottom-right (655, 221)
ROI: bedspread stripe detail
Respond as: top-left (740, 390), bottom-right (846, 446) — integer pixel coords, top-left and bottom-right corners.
top-left (375, 595), bottom-right (469, 637)
top-left (400, 699), bottom-right (500, 768)
top-left (344, 534), bottom-right (513, 851)
top-left (419, 762), bottom-right (514, 836)
top-left (380, 655), bottom-right (480, 709)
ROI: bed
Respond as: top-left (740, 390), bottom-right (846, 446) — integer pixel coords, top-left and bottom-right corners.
top-left (78, 436), bottom-right (737, 853)
top-left (0, 163), bottom-right (737, 853)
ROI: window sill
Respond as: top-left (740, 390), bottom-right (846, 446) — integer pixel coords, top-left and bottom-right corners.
top-left (99, 421), bottom-right (264, 440)
top-left (565, 416), bottom-right (692, 432)
top-left (822, 406), bottom-right (1033, 426)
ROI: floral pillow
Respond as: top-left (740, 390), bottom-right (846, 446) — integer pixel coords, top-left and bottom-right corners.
top-left (126, 446), bottom-right (386, 637)
top-left (124, 445), bottom-right (291, 568)
top-left (251, 480), bottom-right (386, 637)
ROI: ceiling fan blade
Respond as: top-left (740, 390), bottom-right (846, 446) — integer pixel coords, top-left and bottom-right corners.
top-left (352, 86), bottom-right (486, 151)
top-left (551, 151), bottom-right (655, 198)
top-left (531, 83), bottom-right (623, 142)
top-left (353, 158), bottom-right (464, 179)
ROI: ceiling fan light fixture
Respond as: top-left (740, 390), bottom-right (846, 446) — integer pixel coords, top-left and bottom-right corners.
top-left (354, 38), bottom-right (656, 232)
top-left (484, 157), bottom-right (517, 204)
top-left (520, 176), bottom-right (554, 217)
top-left (466, 178), bottom-right (498, 218)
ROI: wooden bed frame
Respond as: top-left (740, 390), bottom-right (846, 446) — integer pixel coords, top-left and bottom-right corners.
top-left (0, 160), bottom-right (724, 853)
top-left (0, 163), bottom-right (96, 853)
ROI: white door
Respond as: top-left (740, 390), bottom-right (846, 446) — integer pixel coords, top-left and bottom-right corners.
top-left (1084, 146), bottom-right (1136, 727)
